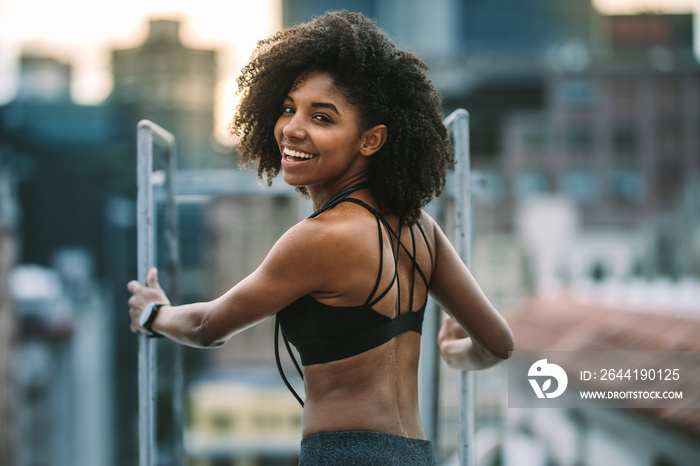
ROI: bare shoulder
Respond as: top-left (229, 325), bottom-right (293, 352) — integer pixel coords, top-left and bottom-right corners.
top-left (417, 210), bottom-right (439, 244)
top-left (276, 202), bottom-right (374, 256)
top-left (264, 202), bottom-right (379, 294)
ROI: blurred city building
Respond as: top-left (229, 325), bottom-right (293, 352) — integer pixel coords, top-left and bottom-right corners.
top-left (186, 368), bottom-right (302, 465)
top-left (9, 250), bottom-right (115, 466)
top-left (283, 0), bottom-right (605, 161)
top-left (0, 54), bottom-right (121, 267)
top-left (1, 1), bottom-right (698, 465)
top-left (505, 294), bottom-right (700, 466)
top-left (0, 149), bottom-right (20, 466)
top-left (110, 19), bottom-right (231, 169)
top-left (497, 13), bottom-right (699, 232)
top-left (16, 55), bottom-right (72, 103)
top-left (280, 2), bottom-right (700, 465)
top-left (0, 17), bottom-right (235, 464)
top-left (0, 50), bottom-right (146, 464)
top-left (281, 1), bottom-right (699, 273)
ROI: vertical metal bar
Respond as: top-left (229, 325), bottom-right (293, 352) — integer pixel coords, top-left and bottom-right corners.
top-left (444, 109), bottom-right (474, 466)
top-left (137, 122), bottom-right (157, 466)
top-left (137, 120), bottom-right (180, 466)
top-left (419, 299), bottom-right (440, 445)
top-left (163, 132), bottom-right (184, 466)
top-left (419, 199), bottom-right (445, 447)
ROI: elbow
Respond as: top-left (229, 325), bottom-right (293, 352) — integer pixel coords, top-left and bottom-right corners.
top-left (474, 326), bottom-right (514, 366)
top-left (192, 313), bottom-right (227, 348)
top-left (490, 328), bottom-right (515, 361)
top-left (196, 334), bottom-right (226, 348)
top-left (202, 339), bottom-right (226, 349)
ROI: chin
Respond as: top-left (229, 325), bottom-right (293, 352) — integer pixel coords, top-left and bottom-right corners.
top-left (281, 172), bottom-right (305, 189)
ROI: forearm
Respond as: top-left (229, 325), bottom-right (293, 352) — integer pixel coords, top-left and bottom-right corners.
top-left (440, 337), bottom-right (507, 371)
top-left (149, 302), bottom-right (226, 348)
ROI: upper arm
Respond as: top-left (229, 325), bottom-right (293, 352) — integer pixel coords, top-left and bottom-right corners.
top-left (199, 219), bottom-right (336, 343)
top-left (427, 218), bottom-right (514, 359)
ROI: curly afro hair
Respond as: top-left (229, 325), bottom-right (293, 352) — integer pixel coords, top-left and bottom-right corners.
top-left (230, 10), bottom-right (454, 224)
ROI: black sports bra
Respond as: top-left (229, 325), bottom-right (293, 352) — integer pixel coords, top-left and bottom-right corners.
top-left (274, 183), bottom-right (433, 406)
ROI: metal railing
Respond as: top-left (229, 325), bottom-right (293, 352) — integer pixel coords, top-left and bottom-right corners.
top-left (136, 120), bottom-right (182, 466)
top-left (445, 109), bottom-right (475, 466)
top-left (136, 109), bottom-right (473, 465)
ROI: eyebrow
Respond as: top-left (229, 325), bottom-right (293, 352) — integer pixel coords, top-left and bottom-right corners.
top-left (284, 96), bottom-right (340, 116)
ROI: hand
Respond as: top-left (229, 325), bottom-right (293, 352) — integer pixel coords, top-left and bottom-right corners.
top-left (438, 315), bottom-right (471, 368)
top-left (438, 314), bottom-right (469, 343)
top-left (127, 267), bottom-right (170, 334)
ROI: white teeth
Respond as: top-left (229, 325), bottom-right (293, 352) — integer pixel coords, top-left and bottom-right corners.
top-left (284, 148), bottom-right (315, 159)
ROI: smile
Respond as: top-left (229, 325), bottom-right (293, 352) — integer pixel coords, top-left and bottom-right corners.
top-left (283, 147), bottom-right (316, 161)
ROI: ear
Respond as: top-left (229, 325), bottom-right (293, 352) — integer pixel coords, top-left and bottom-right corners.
top-left (359, 124), bottom-right (388, 157)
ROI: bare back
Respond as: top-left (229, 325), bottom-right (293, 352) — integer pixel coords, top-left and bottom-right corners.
top-left (276, 190), bottom-right (436, 439)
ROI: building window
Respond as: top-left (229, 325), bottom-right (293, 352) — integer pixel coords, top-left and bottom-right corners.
top-left (590, 261), bottom-right (608, 282)
top-left (561, 171), bottom-right (598, 204)
top-left (610, 78), bottom-right (637, 113)
top-left (656, 161), bottom-right (682, 203)
top-left (209, 413), bottom-right (233, 433)
top-left (253, 413), bottom-right (280, 430)
top-left (566, 126), bottom-right (594, 155)
top-left (656, 78), bottom-right (681, 111)
top-left (523, 128), bottom-right (547, 157)
top-left (609, 170), bottom-right (645, 203)
top-left (656, 119), bottom-right (683, 157)
top-left (561, 80), bottom-right (597, 108)
top-left (612, 124), bottom-right (638, 157)
top-left (515, 171), bottom-right (550, 197)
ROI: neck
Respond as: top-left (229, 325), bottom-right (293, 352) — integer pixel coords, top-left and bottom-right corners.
top-left (307, 174), bottom-right (370, 211)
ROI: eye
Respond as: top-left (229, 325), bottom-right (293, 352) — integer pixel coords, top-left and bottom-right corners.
top-left (282, 105), bottom-right (294, 115)
top-left (312, 113), bottom-right (332, 123)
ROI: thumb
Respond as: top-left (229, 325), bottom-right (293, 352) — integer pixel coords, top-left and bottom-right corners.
top-left (146, 267), bottom-right (162, 289)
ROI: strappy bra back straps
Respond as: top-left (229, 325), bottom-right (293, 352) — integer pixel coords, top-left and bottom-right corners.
top-left (274, 183), bottom-right (432, 406)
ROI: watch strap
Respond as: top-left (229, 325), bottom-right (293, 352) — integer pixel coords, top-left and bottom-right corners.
top-left (140, 303), bottom-right (165, 338)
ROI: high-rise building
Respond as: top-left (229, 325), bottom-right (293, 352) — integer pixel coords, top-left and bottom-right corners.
top-left (494, 14), bottom-right (700, 232)
top-left (281, 0), bottom-right (605, 159)
top-left (110, 19), bottom-right (222, 168)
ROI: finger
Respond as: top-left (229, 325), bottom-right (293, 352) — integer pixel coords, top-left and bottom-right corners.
top-left (128, 296), bottom-right (141, 312)
top-left (441, 315), bottom-right (460, 333)
top-left (146, 267), bottom-right (162, 290)
top-left (438, 316), bottom-right (452, 343)
top-left (126, 280), bottom-right (141, 293)
top-left (441, 315), bottom-right (468, 339)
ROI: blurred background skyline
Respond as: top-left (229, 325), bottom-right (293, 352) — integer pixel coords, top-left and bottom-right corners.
top-left (1, 0), bottom-right (700, 465)
top-left (0, 0), bottom-right (281, 143)
top-left (1, 0), bottom-right (698, 140)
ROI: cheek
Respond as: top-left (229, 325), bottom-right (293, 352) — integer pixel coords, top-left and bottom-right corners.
top-left (273, 117), bottom-right (284, 141)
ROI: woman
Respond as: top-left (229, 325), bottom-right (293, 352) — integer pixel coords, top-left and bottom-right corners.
top-left (127, 11), bottom-right (513, 465)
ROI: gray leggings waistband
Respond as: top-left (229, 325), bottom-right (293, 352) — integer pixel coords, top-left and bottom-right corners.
top-left (298, 430), bottom-right (437, 466)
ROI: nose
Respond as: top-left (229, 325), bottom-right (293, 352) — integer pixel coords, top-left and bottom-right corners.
top-left (281, 112), bottom-right (307, 140)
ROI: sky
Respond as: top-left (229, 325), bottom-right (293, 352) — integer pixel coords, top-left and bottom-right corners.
top-left (0, 0), bottom-right (697, 133)
top-left (0, 0), bottom-right (281, 140)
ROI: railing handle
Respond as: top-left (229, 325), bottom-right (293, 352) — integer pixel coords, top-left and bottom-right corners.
top-left (446, 109), bottom-right (475, 466)
top-left (136, 120), bottom-right (181, 466)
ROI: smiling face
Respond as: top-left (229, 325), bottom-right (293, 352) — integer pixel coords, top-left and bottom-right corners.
top-left (274, 70), bottom-right (387, 200)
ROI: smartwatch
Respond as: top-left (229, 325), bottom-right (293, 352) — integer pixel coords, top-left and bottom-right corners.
top-left (139, 303), bottom-right (165, 337)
